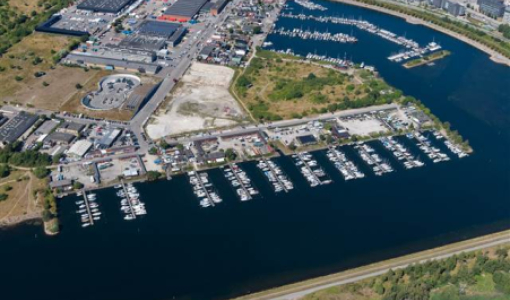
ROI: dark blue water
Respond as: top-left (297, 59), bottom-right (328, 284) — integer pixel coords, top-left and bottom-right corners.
top-left (1, 1), bottom-right (509, 300)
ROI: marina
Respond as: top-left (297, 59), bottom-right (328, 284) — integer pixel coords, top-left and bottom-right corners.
top-left (115, 181), bottom-right (147, 220)
top-left (326, 146), bottom-right (365, 180)
top-left (407, 132), bottom-right (450, 163)
top-left (256, 159), bottom-right (294, 193)
top-left (276, 12), bottom-right (444, 63)
top-left (354, 142), bottom-right (394, 176)
top-left (76, 190), bottom-right (99, 228)
top-left (292, 152), bottom-right (332, 187)
top-left (272, 27), bottom-right (357, 43)
top-left (379, 136), bottom-right (424, 169)
top-left (223, 163), bottom-right (259, 201)
top-left (188, 171), bottom-right (222, 208)
top-left (293, 0), bottom-right (327, 11)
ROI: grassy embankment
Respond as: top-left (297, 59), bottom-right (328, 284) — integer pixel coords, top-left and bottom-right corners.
top-left (303, 244), bottom-right (510, 300)
top-left (338, 0), bottom-right (510, 60)
top-left (404, 50), bottom-right (451, 69)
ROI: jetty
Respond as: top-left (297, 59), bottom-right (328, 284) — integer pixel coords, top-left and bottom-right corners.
top-left (257, 159), bottom-right (293, 193)
top-left (407, 132), bottom-right (450, 163)
top-left (354, 143), bottom-right (393, 176)
top-left (120, 180), bottom-right (137, 219)
top-left (228, 163), bottom-right (253, 201)
top-left (81, 190), bottom-right (94, 226)
top-left (272, 27), bottom-right (357, 43)
top-left (326, 146), bottom-right (365, 180)
top-left (379, 136), bottom-right (424, 169)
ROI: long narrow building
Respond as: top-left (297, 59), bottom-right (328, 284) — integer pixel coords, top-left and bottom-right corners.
top-left (158, 0), bottom-right (209, 22)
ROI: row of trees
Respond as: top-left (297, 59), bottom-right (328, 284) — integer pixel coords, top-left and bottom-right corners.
top-left (0, 142), bottom-right (51, 167)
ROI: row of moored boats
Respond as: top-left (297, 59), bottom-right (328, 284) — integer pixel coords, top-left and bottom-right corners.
top-left (75, 192), bottom-right (101, 228)
top-left (115, 183), bottom-right (146, 221)
top-left (292, 152), bottom-right (332, 187)
top-left (188, 171), bottom-right (222, 208)
top-left (224, 164), bottom-right (259, 201)
top-left (257, 160), bottom-right (294, 193)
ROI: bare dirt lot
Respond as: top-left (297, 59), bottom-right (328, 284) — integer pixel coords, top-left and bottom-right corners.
top-left (147, 63), bottom-right (248, 139)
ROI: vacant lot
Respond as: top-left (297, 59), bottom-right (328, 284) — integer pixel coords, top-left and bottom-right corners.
top-left (147, 63), bottom-right (248, 139)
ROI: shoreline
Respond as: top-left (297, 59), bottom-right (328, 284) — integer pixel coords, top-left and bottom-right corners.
top-left (231, 229), bottom-right (510, 300)
top-left (330, 0), bottom-right (510, 68)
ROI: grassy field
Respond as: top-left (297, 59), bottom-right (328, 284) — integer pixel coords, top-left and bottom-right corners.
top-left (7, 0), bottom-right (44, 14)
top-left (0, 170), bottom-right (46, 226)
top-left (233, 53), bottom-right (398, 121)
top-left (302, 245), bottom-right (510, 300)
top-left (0, 33), bottom-right (107, 112)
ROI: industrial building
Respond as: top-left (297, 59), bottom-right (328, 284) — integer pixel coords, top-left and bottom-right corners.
top-left (97, 128), bottom-right (122, 148)
top-left (0, 112), bottom-right (39, 146)
top-left (477, 0), bottom-right (505, 17)
top-left (121, 21), bottom-right (188, 49)
top-left (45, 132), bottom-right (76, 145)
top-left (77, 0), bottom-right (134, 13)
top-left (58, 122), bottom-right (85, 136)
top-left (64, 53), bottom-right (161, 74)
top-left (67, 140), bottom-right (93, 158)
top-left (158, 0), bottom-right (209, 22)
top-left (124, 84), bottom-right (158, 112)
top-left (211, 0), bottom-right (230, 15)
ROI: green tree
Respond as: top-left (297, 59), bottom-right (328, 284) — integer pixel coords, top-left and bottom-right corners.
top-left (0, 193), bottom-right (8, 201)
top-left (225, 148), bottom-right (237, 161)
top-left (147, 171), bottom-right (162, 181)
top-left (33, 166), bottom-right (49, 179)
top-left (0, 164), bottom-right (10, 178)
top-left (72, 181), bottom-right (84, 190)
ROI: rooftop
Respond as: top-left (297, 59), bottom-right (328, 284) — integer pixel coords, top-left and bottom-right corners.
top-left (77, 0), bottom-right (134, 13)
top-left (164, 0), bottom-right (209, 18)
top-left (138, 21), bottom-right (182, 38)
top-left (0, 112), bottom-right (38, 144)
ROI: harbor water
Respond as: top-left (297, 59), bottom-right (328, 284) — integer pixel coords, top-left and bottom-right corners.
top-left (1, 1), bottom-right (509, 300)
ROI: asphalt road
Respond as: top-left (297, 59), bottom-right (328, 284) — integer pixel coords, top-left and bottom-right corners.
top-left (129, 3), bottom-right (238, 152)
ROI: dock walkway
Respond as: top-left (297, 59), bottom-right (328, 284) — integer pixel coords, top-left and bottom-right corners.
top-left (120, 180), bottom-right (137, 219)
top-left (82, 190), bottom-right (94, 225)
top-left (228, 163), bottom-right (252, 201)
top-left (263, 158), bottom-right (289, 193)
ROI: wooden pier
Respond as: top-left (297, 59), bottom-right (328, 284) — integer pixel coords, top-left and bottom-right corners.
top-left (81, 190), bottom-right (94, 226)
top-left (228, 163), bottom-right (252, 201)
top-left (120, 180), bottom-right (137, 219)
top-left (263, 159), bottom-right (289, 193)
top-left (295, 153), bottom-right (323, 185)
top-left (196, 172), bottom-right (215, 207)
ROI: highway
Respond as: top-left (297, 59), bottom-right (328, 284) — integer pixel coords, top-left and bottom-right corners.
top-left (232, 231), bottom-right (510, 300)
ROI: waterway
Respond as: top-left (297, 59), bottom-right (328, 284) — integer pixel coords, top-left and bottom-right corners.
top-left (1, 1), bottom-right (509, 300)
